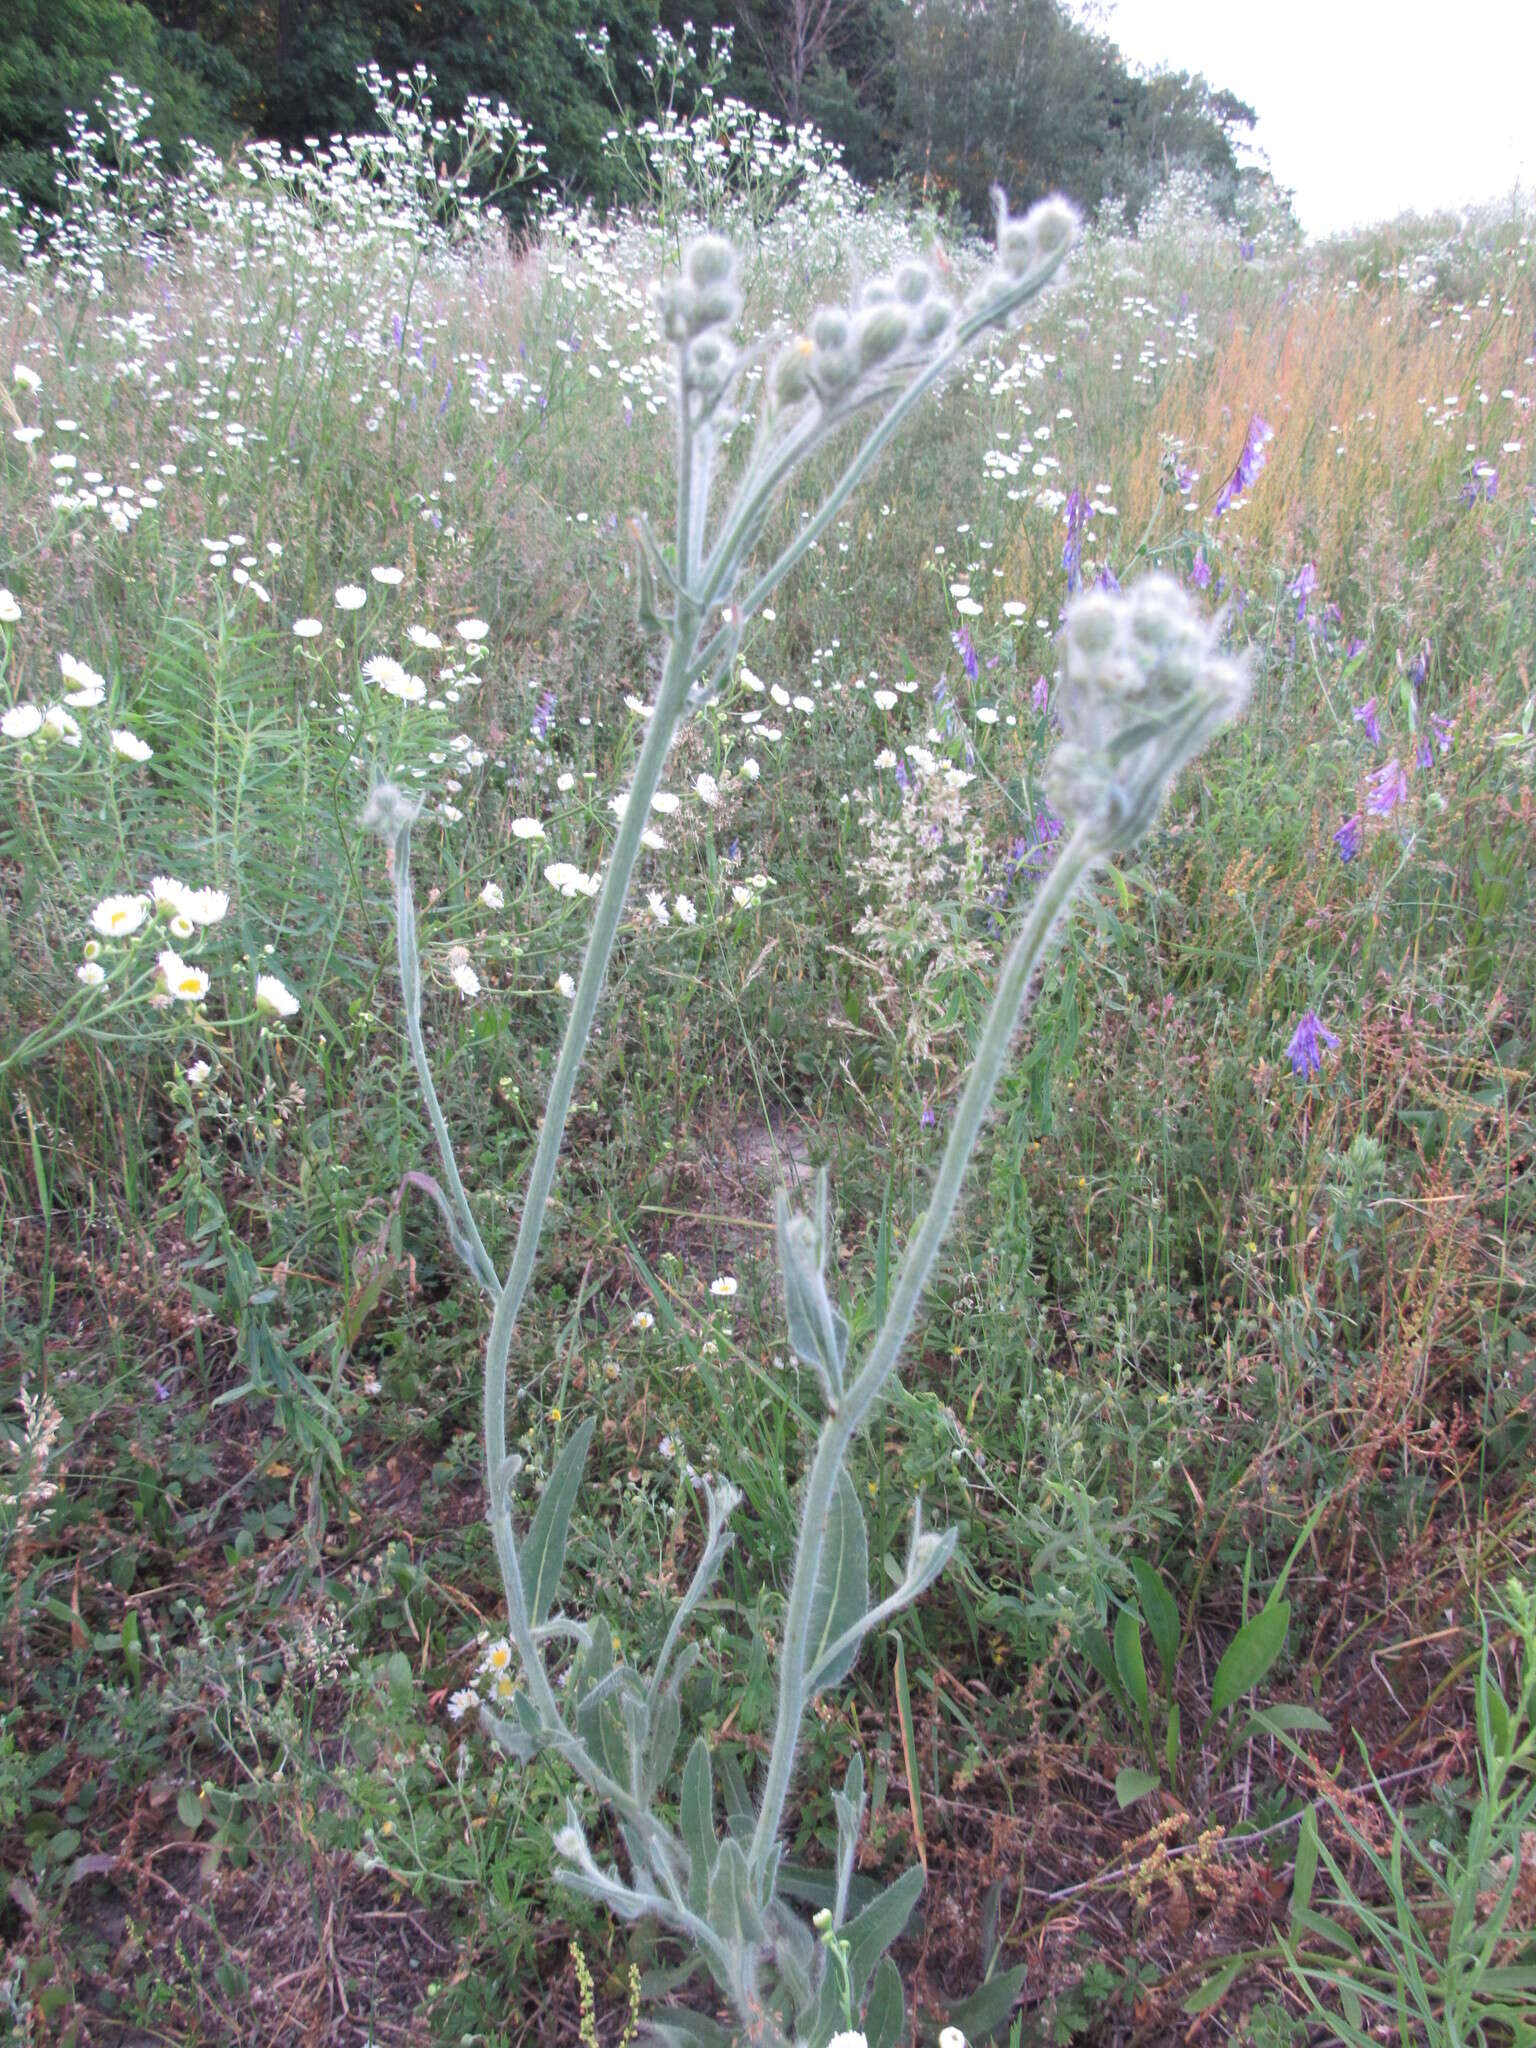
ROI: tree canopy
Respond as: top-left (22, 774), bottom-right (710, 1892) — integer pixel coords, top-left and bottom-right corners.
top-left (1, 0), bottom-right (1264, 231)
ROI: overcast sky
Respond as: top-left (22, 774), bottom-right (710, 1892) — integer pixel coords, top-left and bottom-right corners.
top-left (1099, 0), bottom-right (1536, 239)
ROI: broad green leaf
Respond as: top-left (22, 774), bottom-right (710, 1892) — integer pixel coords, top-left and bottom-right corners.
top-left (806, 1468), bottom-right (868, 1692)
top-left (717, 1747), bottom-right (754, 1832)
top-left (944, 1963), bottom-right (1028, 2043)
top-left (1211, 1598), bottom-right (1290, 1717)
top-left (681, 1739), bottom-right (717, 1916)
top-left (1080, 1625), bottom-right (1131, 1717)
top-left (1293, 1906), bottom-right (1362, 1957)
top-left (520, 1415), bottom-right (596, 1625)
top-left (707, 1837), bottom-right (766, 1948)
top-left (1183, 1956), bottom-right (1244, 2014)
top-left (864, 1956), bottom-right (905, 2048)
top-left (1477, 1668), bottom-right (1513, 1762)
top-left (1114, 1604), bottom-right (1150, 1729)
top-left (1291, 1806), bottom-right (1318, 1925)
top-left (1115, 1766), bottom-right (1161, 1808)
top-left (1131, 1558), bottom-right (1180, 1691)
top-left (843, 1863), bottom-right (923, 2005)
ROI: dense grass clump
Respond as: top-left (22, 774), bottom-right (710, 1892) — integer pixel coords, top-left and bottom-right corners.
top-left (1, 80), bottom-right (1533, 2048)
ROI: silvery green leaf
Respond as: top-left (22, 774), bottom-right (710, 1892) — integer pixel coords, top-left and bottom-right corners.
top-left (832, 1750), bottom-right (865, 1927)
top-left (805, 1468), bottom-right (867, 1694)
top-left (864, 1957), bottom-right (905, 2048)
top-left (480, 1707), bottom-right (541, 1761)
top-left (842, 1863), bottom-right (924, 2006)
top-left (680, 1738), bottom-right (717, 1914)
top-left (520, 1414), bottom-right (595, 1625)
top-left (775, 1182), bottom-right (848, 1407)
top-left (764, 1898), bottom-right (815, 2013)
top-left (707, 1837), bottom-right (766, 1948)
top-left (645, 1681), bottom-right (682, 1800)
top-left (643, 2016), bottom-right (735, 2048)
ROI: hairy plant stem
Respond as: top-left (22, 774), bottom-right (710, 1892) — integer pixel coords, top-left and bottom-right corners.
top-left (481, 605), bottom-right (700, 1729)
top-left (748, 821), bottom-right (1098, 1882)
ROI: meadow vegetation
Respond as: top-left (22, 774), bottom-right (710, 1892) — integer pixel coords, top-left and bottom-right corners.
top-left (1, 54), bottom-right (1534, 2048)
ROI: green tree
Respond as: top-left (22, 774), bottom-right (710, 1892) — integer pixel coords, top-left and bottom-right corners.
top-left (0, 0), bottom-right (250, 212)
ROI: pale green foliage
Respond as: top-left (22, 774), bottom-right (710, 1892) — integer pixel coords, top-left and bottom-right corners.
top-left (370, 192), bottom-right (1247, 2047)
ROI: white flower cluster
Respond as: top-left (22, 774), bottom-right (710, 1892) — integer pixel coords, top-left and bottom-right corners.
top-left (2, 652), bottom-right (153, 764)
top-left (76, 875), bottom-right (299, 1022)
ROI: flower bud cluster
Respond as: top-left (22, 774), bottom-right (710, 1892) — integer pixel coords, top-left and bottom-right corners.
top-left (657, 234), bottom-right (743, 404)
top-left (771, 255), bottom-right (955, 413)
top-left (967, 192), bottom-right (1081, 329)
top-left (1045, 575), bottom-right (1248, 853)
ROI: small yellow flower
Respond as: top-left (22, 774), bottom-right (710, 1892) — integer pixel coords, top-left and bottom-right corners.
top-left (549, 1406), bottom-right (562, 1424)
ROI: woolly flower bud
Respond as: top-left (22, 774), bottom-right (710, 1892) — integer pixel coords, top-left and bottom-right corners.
top-left (772, 339), bottom-right (815, 409)
top-left (684, 233), bottom-right (735, 291)
top-left (1047, 575), bottom-right (1247, 853)
top-left (359, 778), bottom-right (423, 843)
top-left (687, 331), bottom-right (735, 399)
top-left (655, 278), bottom-right (696, 344)
top-left (689, 281), bottom-right (742, 333)
top-left (995, 189), bottom-right (1081, 279)
top-left (894, 259), bottom-right (933, 305)
top-left (855, 304), bottom-right (910, 369)
top-left (810, 306), bottom-right (851, 353)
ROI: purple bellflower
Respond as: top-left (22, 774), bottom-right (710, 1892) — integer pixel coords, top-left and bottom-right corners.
top-left (1214, 415), bottom-right (1274, 518)
top-left (1351, 695), bottom-right (1382, 745)
top-left (1287, 1009), bottom-right (1339, 1079)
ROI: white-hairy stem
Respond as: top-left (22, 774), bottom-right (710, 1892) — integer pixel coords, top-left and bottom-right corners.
top-left (747, 821), bottom-right (1097, 1881)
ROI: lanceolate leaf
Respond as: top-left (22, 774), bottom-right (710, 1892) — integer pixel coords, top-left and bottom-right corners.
top-left (842, 1863), bottom-right (924, 2006)
top-left (864, 1957), bottom-right (905, 2048)
top-left (520, 1415), bottom-right (596, 1626)
top-left (1131, 1558), bottom-right (1181, 1691)
top-left (680, 1738), bottom-right (717, 1915)
top-left (806, 1468), bottom-right (868, 1694)
top-left (1211, 1598), bottom-right (1291, 1717)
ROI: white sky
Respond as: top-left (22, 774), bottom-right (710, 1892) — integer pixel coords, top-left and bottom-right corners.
top-left (1100, 0), bottom-right (1536, 239)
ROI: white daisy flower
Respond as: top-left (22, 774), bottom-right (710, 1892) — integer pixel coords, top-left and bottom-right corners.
top-left (292, 617), bottom-right (324, 639)
top-left (556, 972), bottom-right (576, 999)
top-left (631, 1310), bottom-right (655, 1331)
top-left (510, 816), bottom-right (545, 840)
top-left (447, 1688), bottom-right (479, 1722)
top-left (12, 364), bottom-right (41, 392)
top-left (256, 972), bottom-right (300, 1019)
top-left (183, 887), bottom-right (229, 926)
top-left (650, 791), bottom-right (680, 816)
top-left (673, 893), bottom-right (697, 926)
top-left (695, 772), bottom-right (719, 807)
top-left (710, 1275), bottom-right (738, 1298)
top-left (76, 960), bottom-right (106, 986)
top-left (92, 894), bottom-right (148, 939)
top-left (1, 704), bottom-right (41, 745)
top-left (407, 624), bottom-right (443, 650)
top-left (59, 653), bottom-right (107, 707)
top-left (0, 588), bottom-right (19, 623)
top-left (370, 565), bottom-right (404, 585)
top-left (872, 689), bottom-right (898, 711)
top-left (158, 950), bottom-right (210, 1003)
top-left (111, 728), bottom-right (153, 761)
top-left (334, 584), bottom-right (367, 611)
top-left (456, 618), bottom-right (489, 643)
top-left (740, 756), bottom-right (760, 781)
top-left (479, 881), bottom-right (505, 909)
top-left (149, 877), bottom-right (192, 917)
top-left (186, 1060), bottom-right (211, 1088)
top-left (40, 706), bottom-right (81, 746)
top-left (646, 890), bottom-right (670, 924)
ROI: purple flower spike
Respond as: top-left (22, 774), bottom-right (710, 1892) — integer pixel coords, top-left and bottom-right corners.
top-left (1062, 488), bottom-right (1093, 594)
top-left (1333, 813), bottom-right (1363, 862)
top-left (1287, 1009), bottom-right (1339, 1079)
top-left (1352, 695), bottom-right (1382, 745)
top-left (1031, 673), bottom-right (1049, 714)
top-left (1429, 712), bottom-right (1454, 755)
top-left (1191, 547), bottom-right (1211, 589)
top-left (1214, 414), bottom-right (1273, 518)
top-left (952, 626), bottom-right (979, 683)
top-left (1290, 562), bottom-right (1318, 620)
top-left (1365, 757), bottom-right (1409, 817)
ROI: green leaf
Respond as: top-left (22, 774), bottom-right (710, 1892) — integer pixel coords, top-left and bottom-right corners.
top-left (707, 1837), bottom-right (766, 1948)
top-left (644, 2015), bottom-right (736, 2048)
top-left (1115, 1766), bottom-right (1161, 1808)
top-left (843, 1864), bottom-right (923, 2006)
top-left (864, 1956), bottom-right (904, 2048)
top-left (1131, 1558), bottom-right (1180, 1691)
top-left (1291, 1807), bottom-right (1318, 1925)
top-left (176, 1788), bottom-right (204, 1830)
top-left (680, 1739), bottom-right (716, 1916)
top-left (944, 1963), bottom-right (1028, 2043)
top-left (806, 1468), bottom-right (868, 1693)
top-left (1114, 1604), bottom-right (1150, 1731)
top-left (1247, 1703), bottom-right (1333, 1741)
top-left (1477, 1668), bottom-right (1513, 1762)
top-left (1211, 1598), bottom-right (1290, 1717)
top-left (520, 1415), bottom-right (596, 1626)
top-left (1183, 1956), bottom-right (1244, 2014)
top-left (1165, 1701), bottom-right (1181, 1780)
top-left (1080, 1624), bottom-right (1131, 1717)
top-left (776, 1181), bottom-right (848, 1406)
